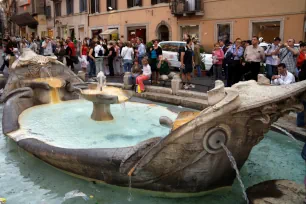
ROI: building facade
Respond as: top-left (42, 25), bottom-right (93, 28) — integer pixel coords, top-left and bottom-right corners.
top-left (10, 0), bottom-right (47, 38)
top-left (47, 0), bottom-right (89, 40)
top-left (172, 0), bottom-right (306, 51)
top-left (7, 0), bottom-right (305, 50)
top-left (88, 0), bottom-right (177, 43)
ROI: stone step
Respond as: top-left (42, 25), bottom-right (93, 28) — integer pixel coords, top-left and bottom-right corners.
top-left (176, 90), bottom-right (208, 100)
top-left (135, 92), bottom-right (208, 110)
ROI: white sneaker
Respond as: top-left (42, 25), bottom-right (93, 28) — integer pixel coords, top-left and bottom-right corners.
top-left (189, 84), bottom-right (195, 88)
top-left (183, 84), bottom-right (189, 90)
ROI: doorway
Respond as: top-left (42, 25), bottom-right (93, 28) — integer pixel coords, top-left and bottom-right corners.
top-left (158, 25), bottom-right (169, 41)
top-left (127, 26), bottom-right (146, 43)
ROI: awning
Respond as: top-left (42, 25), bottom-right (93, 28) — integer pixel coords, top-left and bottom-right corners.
top-left (101, 29), bottom-right (118, 35)
top-left (11, 12), bottom-right (38, 28)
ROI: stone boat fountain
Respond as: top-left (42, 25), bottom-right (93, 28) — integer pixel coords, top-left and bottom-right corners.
top-left (1, 49), bottom-right (305, 198)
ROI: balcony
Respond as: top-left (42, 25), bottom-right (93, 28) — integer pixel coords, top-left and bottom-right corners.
top-left (170, 0), bottom-right (203, 16)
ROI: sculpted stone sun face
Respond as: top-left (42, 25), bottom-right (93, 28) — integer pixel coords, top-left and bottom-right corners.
top-left (30, 55), bottom-right (50, 65)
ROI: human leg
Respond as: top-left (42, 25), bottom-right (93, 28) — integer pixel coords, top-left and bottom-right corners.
top-left (136, 75), bottom-right (150, 91)
top-left (108, 57), bottom-right (114, 76)
top-left (89, 59), bottom-right (96, 78)
top-left (138, 56), bottom-right (143, 66)
top-left (196, 65), bottom-right (201, 77)
top-left (251, 62), bottom-right (260, 81)
top-left (215, 64), bottom-right (223, 80)
top-left (127, 61), bottom-right (132, 72)
top-left (123, 60), bottom-right (128, 72)
top-left (265, 64), bottom-right (273, 80)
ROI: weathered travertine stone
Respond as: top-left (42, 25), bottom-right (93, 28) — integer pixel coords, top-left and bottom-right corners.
top-left (247, 180), bottom-right (306, 204)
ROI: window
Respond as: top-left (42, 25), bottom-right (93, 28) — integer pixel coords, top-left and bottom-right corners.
top-left (46, 6), bottom-right (51, 19)
top-left (216, 23), bottom-right (231, 43)
top-left (151, 0), bottom-right (168, 5)
top-left (80, 0), bottom-right (87, 12)
top-left (90, 0), bottom-right (99, 13)
top-left (127, 0), bottom-right (142, 8)
top-left (66, 0), bottom-right (74, 15)
top-left (107, 0), bottom-right (117, 11)
top-left (55, 2), bottom-right (61, 17)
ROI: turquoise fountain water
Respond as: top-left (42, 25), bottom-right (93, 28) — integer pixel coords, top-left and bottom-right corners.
top-left (12, 100), bottom-right (178, 149)
top-left (0, 104), bottom-right (305, 203)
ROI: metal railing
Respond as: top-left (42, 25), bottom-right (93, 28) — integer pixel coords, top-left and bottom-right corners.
top-left (170, 0), bottom-right (203, 15)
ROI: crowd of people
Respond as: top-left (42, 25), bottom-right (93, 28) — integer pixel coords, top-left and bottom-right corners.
top-left (211, 36), bottom-right (306, 88)
top-left (2, 34), bottom-right (306, 93)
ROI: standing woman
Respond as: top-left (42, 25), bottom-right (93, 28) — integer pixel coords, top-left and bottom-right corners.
top-left (88, 41), bottom-right (97, 78)
top-left (54, 41), bottom-right (66, 63)
top-left (121, 42), bottom-right (134, 72)
top-left (149, 39), bottom-right (162, 84)
top-left (64, 40), bottom-right (73, 70)
top-left (212, 42), bottom-right (224, 81)
top-left (81, 40), bottom-right (89, 73)
top-left (225, 38), bottom-right (244, 86)
top-left (102, 43), bottom-right (109, 75)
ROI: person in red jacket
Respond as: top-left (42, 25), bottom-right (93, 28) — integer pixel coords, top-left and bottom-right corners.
top-left (297, 42), bottom-right (306, 70)
top-left (67, 37), bottom-right (77, 71)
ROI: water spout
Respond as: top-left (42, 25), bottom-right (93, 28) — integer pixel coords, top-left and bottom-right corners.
top-left (127, 175), bottom-right (133, 202)
top-left (97, 71), bottom-right (106, 92)
top-left (221, 143), bottom-right (249, 204)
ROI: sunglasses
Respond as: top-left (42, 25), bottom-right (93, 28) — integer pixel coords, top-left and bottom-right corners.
top-left (287, 40), bottom-right (293, 43)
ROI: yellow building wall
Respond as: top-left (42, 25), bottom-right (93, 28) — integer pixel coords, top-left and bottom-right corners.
top-left (89, 4), bottom-right (177, 42)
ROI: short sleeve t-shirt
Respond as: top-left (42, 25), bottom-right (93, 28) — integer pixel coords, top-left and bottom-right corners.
top-left (183, 46), bottom-right (193, 66)
top-left (109, 47), bottom-right (116, 58)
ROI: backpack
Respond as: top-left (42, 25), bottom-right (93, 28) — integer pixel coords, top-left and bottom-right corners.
top-left (98, 47), bottom-right (103, 57)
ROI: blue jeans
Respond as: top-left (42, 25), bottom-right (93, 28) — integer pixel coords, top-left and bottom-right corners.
top-left (129, 74), bottom-right (140, 85)
top-left (88, 58), bottom-right (96, 77)
top-left (124, 59), bottom-right (133, 72)
top-left (196, 65), bottom-right (201, 77)
top-left (297, 101), bottom-right (306, 127)
top-left (138, 56), bottom-right (144, 66)
top-left (265, 64), bottom-right (277, 80)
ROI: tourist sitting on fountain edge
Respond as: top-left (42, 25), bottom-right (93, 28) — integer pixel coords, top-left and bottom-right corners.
top-left (136, 57), bottom-right (151, 93)
top-left (130, 59), bottom-right (142, 90)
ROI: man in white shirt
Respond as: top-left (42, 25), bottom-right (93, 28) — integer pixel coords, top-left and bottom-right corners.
top-left (42, 37), bottom-right (53, 56)
top-left (271, 63), bottom-right (295, 85)
top-left (94, 41), bottom-right (104, 75)
top-left (265, 37), bottom-right (281, 79)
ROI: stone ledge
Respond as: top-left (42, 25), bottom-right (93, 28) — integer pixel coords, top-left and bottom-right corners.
top-left (176, 90), bottom-right (208, 100)
top-left (135, 92), bottom-right (208, 110)
top-left (106, 82), bottom-right (124, 88)
top-left (145, 86), bottom-right (173, 95)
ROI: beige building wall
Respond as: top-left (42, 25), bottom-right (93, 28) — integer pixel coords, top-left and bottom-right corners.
top-left (177, 0), bottom-right (306, 51)
top-left (89, 0), bottom-right (177, 42)
top-left (46, 0), bottom-right (88, 39)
